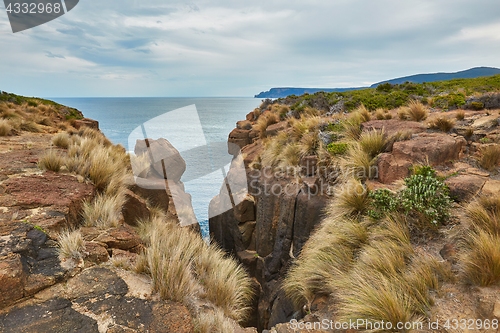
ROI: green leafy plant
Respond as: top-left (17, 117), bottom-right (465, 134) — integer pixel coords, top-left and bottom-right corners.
top-left (326, 142), bottom-right (348, 155)
top-left (399, 172), bottom-right (452, 226)
top-left (367, 189), bottom-right (399, 219)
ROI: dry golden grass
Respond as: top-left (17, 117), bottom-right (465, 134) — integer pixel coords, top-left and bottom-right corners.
top-left (359, 129), bottom-right (387, 158)
top-left (260, 132), bottom-right (289, 168)
top-left (254, 112), bottom-right (279, 138)
top-left (88, 147), bottom-right (118, 191)
top-left (299, 131), bottom-right (321, 157)
top-left (328, 178), bottom-right (370, 217)
top-left (403, 100), bottom-right (429, 122)
top-left (429, 117), bottom-right (455, 132)
top-left (278, 143), bottom-right (301, 169)
top-left (82, 193), bottom-right (125, 228)
top-left (479, 144), bottom-right (500, 171)
top-left (38, 149), bottom-right (64, 172)
top-left (194, 308), bottom-right (234, 333)
top-left (19, 120), bottom-right (41, 133)
top-left (0, 119), bottom-right (12, 136)
top-left (461, 230), bottom-right (500, 286)
top-left (341, 144), bottom-right (377, 181)
top-left (466, 197), bottom-right (500, 235)
top-left (58, 229), bottom-right (84, 260)
top-left (374, 108), bottom-right (387, 120)
top-left (137, 215), bottom-right (253, 321)
top-left (455, 110), bottom-right (465, 120)
top-left (52, 132), bottom-right (71, 148)
top-left (338, 270), bottom-right (421, 329)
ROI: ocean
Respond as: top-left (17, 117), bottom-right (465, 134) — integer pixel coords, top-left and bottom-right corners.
top-left (51, 97), bottom-right (261, 236)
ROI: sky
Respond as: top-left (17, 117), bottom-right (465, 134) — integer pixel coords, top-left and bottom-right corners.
top-left (1, 0), bottom-right (500, 97)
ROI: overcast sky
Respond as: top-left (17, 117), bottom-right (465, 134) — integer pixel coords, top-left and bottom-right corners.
top-left (1, 0), bottom-right (500, 97)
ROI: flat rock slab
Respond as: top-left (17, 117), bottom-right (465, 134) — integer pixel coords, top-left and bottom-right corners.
top-left (362, 119), bottom-right (426, 137)
top-left (1, 172), bottom-right (94, 209)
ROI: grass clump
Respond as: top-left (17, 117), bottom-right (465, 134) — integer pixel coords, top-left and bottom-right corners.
top-left (328, 178), bottom-right (370, 218)
top-left (137, 216), bottom-right (253, 322)
top-left (358, 129), bottom-right (387, 158)
top-left (479, 144), bottom-right (500, 171)
top-left (82, 193), bottom-right (125, 229)
top-left (254, 112), bottom-right (279, 138)
top-left (38, 149), bottom-right (64, 172)
top-left (0, 119), bottom-right (12, 136)
top-left (399, 100), bottom-right (429, 121)
top-left (429, 117), bottom-right (455, 132)
top-left (58, 229), bottom-right (84, 260)
top-left (461, 230), bottom-right (500, 286)
top-left (341, 144), bottom-right (377, 180)
top-left (455, 110), bottom-right (465, 120)
top-left (19, 120), bottom-right (41, 133)
top-left (52, 132), bottom-right (71, 148)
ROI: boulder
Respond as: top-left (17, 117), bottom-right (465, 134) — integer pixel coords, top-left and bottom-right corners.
top-left (228, 128), bottom-right (252, 151)
top-left (237, 120), bottom-right (253, 130)
top-left (377, 153), bottom-right (412, 184)
top-left (134, 138), bottom-right (186, 182)
top-left (472, 115), bottom-right (500, 129)
top-left (445, 174), bottom-right (487, 202)
top-left (72, 118), bottom-right (99, 130)
top-left (95, 225), bottom-right (142, 252)
top-left (130, 178), bottom-right (169, 212)
top-left (392, 133), bottom-right (466, 166)
top-left (122, 189), bottom-right (150, 226)
top-left (265, 121), bottom-right (287, 137)
top-left (150, 302), bottom-right (194, 333)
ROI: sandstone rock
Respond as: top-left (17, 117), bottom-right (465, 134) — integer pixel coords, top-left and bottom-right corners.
top-left (229, 128), bottom-right (252, 151)
top-left (130, 177), bottom-right (169, 212)
top-left (392, 133), bottom-right (466, 166)
top-left (24, 274), bottom-right (56, 296)
top-left (237, 120), bottom-right (253, 130)
top-left (377, 153), bottom-right (412, 184)
top-left (439, 243), bottom-right (458, 262)
top-left (265, 121), bottom-right (287, 137)
top-left (472, 115), bottom-right (500, 129)
top-left (0, 253), bottom-right (24, 308)
top-left (362, 119), bottom-right (426, 138)
top-left (239, 221), bottom-right (257, 249)
top-left (481, 180), bottom-right (500, 197)
top-left (246, 111), bottom-right (256, 121)
top-left (150, 302), bottom-right (194, 333)
top-left (234, 195), bottom-right (256, 223)
top-left (242, 141), bottom-right (263, 169)
top-left (1, 172), bottom-right (95, 228)
top-left (445, 174), bottom-right (487, 202)
top-left (72, 118), bottom-right (99, 130)
top-left (300, 155), bottom-right (318, 177)
top-left (95, 225), bottom-right (141, 252)
top-left (134, 138), bottom-right (186, 182)
top-left (83, 241), bottom-right (109, 265)
top-left (122, 189), bottom-right (150, 226)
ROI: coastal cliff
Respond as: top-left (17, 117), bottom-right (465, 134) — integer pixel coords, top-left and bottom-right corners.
top-left (210, 76), bottom-right (500, 332)
top-left (0, 92), bottom-right (256, 333)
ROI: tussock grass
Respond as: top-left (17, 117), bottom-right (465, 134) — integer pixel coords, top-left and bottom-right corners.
top-left (466, 197), bottom-right (500, 235)
top-left (88, 147), bottom-right (117, 191)
top-left (137, 215), bottom-right (253, 321)
top-left (38, 149), bottom-right (64, 172)
top-left (338, 270), bottom-right (421, 329)
top-left (461, 230), bottom-right (500, 286)
top-left (328, 178), bottom-right (370, 217)
top-left (341, 144), bottom-right (377, 180)
top-left (299, 131), bottom-right (321, 157)
top-left (479, 144), bottom-right (500, 171)
top-left (260, 132), bottom-right (289, 168)
top-left (58, 229), bottom-right (84, 260)
top-left (19, 120), bottom-right (41, 132)
top-left (0, 119), bottom-right (12, 136)
top-left (359, 129), bottom-right (387, 158)
top-left (278, 143), bottom-right (301, 169)
top-left (456, 110), bottom-right (465, 120)
top-left (358, 240), bottom-right (408, 277)
top-left (0, 108), bottom-right (19, 119)
top-left (429, 117), bottom-right (455, 132)
top-left (254, 112), bottom-right (279, 138)
top-left (284, 216), bottom-right (367, 307)
top-left (194, 308), bottom-right (234, 333)
top-left (82, 193), bottom-right (125, 228)
top-left (52, 132), bottom-right (71, 148)
top-left (374, 108), bottom-right (387, 120)
top-left (399, 101), bottom-right (428, 121)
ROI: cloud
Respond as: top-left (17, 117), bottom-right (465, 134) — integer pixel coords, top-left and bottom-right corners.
top-left (0, 0), bottom-right (499, 96)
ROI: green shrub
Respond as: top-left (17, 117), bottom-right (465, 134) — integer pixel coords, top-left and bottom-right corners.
top-left (367, 189), bottom-right (399, 219)
top-left (469, 101), bottom-right (484, 110)
top-left (400, 172), bottom-right (452, 226)
top-left (326, 142), bottom-right (348, 155)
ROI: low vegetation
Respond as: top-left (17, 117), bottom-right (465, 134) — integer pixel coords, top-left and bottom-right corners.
top-left (479, 144), bottom-right (500, 171)
top-left (57, 229), bottom-right (84, 260)
top-left (0, 119), bottom-right (12, 136)
top-left (428, 116), bottom-right (455, 132)
top-left (38, 149), bottom-right (64, 172)
top-left (399, 101), bottom-right (429, 122)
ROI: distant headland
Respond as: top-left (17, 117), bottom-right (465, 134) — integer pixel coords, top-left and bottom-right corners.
top-left (255, 66), bottom-right (500, 98)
